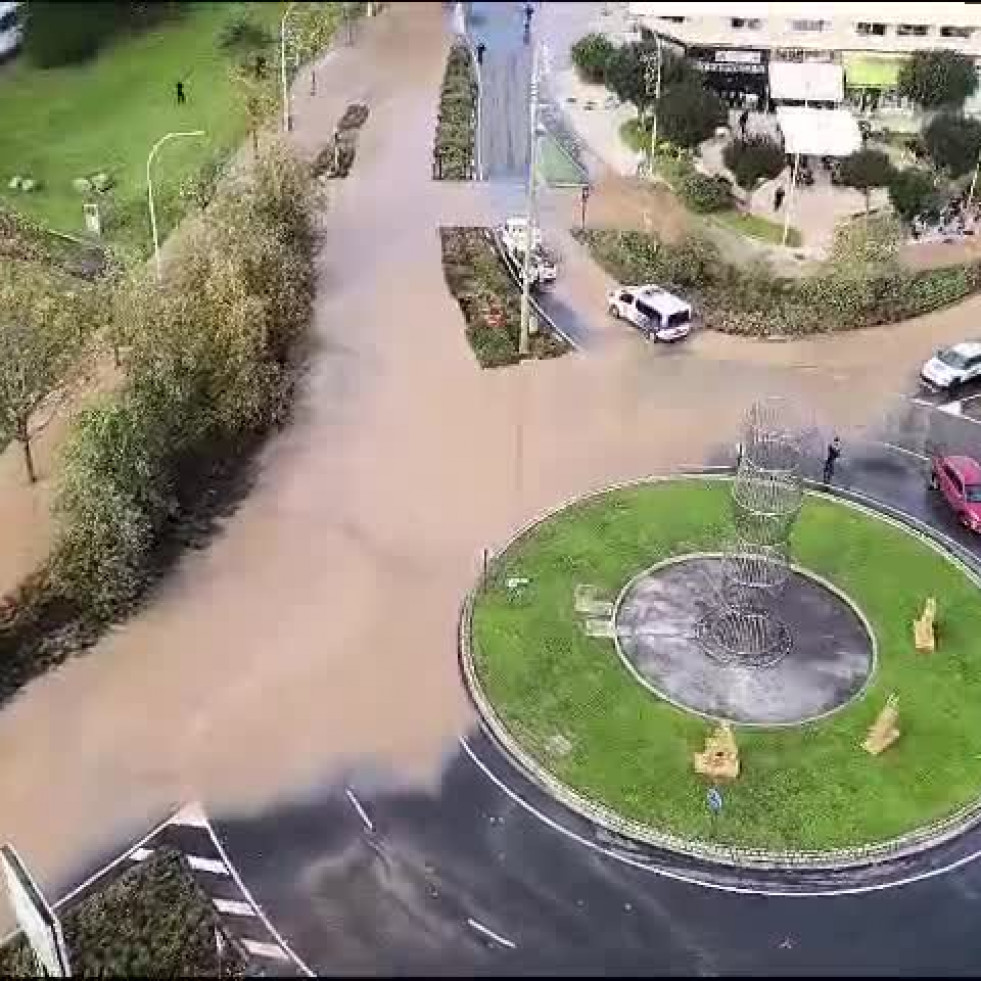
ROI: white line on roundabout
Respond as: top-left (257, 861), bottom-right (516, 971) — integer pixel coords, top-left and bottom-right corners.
top-left (459, 734), bottom-right (981, 900)
top-left (345, 788), bottom-right (375, 833)
top-left (466, 916), bottom-right (517, 949)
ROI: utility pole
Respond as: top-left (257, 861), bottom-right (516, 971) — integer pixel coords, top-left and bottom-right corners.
top-left (519, 42), bottom-right (541, 358)
top-left (643, 33), bottom-right (662, 162)
top-left (280, 2), bottom-right (296, 132)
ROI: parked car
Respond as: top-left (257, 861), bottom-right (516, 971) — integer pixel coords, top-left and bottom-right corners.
top-left (497, 217), bottom-right (557, 287)
top-left (920, 341), bottom-right (981, 392)
top-left (929, 453), bottom-right (981, 532)
top-left (0, 2), bottom-right (22, 61)
top-left (606, 284), bottom-right (693, 341)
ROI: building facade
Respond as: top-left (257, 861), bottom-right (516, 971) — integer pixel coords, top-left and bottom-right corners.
top-left (630, 2), bottom-right (981, 113)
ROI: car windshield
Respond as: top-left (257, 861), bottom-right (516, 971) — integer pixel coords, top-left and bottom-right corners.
top-left (938, 349), bottom-right (970, 370)
top-left (966, 484), bottom-right (981, 503)
top-left (666, 309), bottom-right (691, 329)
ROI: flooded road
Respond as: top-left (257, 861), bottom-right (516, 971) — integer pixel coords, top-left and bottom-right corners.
top-left (2, 1), bottom-right (981, 908)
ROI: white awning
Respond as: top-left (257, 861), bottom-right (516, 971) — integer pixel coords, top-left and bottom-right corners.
top-left (776, 106), bottom-right (862, 158)
top-left (768, 61), bottom-right (844, 104)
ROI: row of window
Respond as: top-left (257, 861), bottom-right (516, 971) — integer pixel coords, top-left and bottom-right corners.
top-left (661, 16), bottom-right (976, 40)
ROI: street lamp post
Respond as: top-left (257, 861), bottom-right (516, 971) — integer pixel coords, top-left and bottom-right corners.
top-left (519, 43), bottom-right (542, 358)
top-left (643, 35), bottom-right (662, 163)
top-left (146, 130), bottom-right (206, 281)
top-left (967, 147), bottom-right (981, 212)
top-left (281, 2), bottom-right (297, 132)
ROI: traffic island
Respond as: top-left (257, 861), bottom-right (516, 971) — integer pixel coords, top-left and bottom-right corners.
top-left (464, 476), bottom-right (981, 862)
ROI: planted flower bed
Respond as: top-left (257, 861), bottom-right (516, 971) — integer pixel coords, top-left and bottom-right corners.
top-left (440, 226), bottom-right (568, 367)
top-left (433, 43), bottom-right (477, 180)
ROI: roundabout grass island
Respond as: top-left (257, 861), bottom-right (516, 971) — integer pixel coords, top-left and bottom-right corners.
top-left (468, 477), bottom-right (981, 859)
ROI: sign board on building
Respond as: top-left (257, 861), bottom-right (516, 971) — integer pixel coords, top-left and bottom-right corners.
top-left (0, 845), bottom-right (71, 977)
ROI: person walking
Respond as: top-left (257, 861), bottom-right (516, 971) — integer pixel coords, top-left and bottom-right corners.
top-left (476, 40), bottom-right (486, 66)
top-left (175, 79), bottom-right (186, 105)
top-left (773, 185), bottom-right (785, 212)
top-left (823, 435), bottom-right (842, 485)
top-left (738, 107), bottom-right (749, 137)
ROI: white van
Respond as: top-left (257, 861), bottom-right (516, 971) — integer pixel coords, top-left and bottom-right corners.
top-left (0, 2), bottom-right (22, 61)
top-left (607, 283), bottom-right (693, 342)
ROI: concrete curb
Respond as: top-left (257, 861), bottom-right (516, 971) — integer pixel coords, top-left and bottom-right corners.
top-left (458, 470), bottom-right (981, 872)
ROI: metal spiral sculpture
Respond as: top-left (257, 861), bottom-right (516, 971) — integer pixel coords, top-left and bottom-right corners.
top-left (696, 399), bottom-right (806, 668)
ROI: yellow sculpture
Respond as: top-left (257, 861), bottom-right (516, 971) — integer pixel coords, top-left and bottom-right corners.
top-left (913, 597), bottom-right (937, 653)
top-left (693, 722), bottom-right (740, 780)
top-left (863, 693), bottom-right (901, 756)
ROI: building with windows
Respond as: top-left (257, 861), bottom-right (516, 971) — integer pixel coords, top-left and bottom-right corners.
top-left (630, 2), bottom-right (981, 113)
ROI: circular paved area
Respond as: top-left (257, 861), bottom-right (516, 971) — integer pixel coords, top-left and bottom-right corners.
top-left (614, 555), bottom-right (875, 725)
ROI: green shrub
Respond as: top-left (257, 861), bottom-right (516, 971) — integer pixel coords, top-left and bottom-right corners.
top-left (216, 10), bottom-right (273, 61)
top-left (679, 172), bottom-right (732, 213)
top-left (888, 167), bottom-right (938, 223)
top-left (434, 44), bottom-right (477, 180)
top-left (924, 112), bottom-right (981, 177)
top-left (723, 136), bottom-right (785, 190)
top-left (570, 32), bottom-right (616, 85)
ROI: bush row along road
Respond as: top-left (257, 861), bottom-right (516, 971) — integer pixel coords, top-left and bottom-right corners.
top-left (6, 2), bottom-right (981, 973)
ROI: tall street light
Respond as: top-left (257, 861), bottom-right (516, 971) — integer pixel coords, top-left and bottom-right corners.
top-left (519, 42), bottom-right (543, 358)
top-left (281, 1), bottom-right (297, 132)
top-left (643, 34), bottom-right (662, 160)
top-left (146, 130), bottom-right (206, 281)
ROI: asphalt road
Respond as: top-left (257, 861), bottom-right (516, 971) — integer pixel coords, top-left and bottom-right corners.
top-left (210, 438), bottom-right (981, 976)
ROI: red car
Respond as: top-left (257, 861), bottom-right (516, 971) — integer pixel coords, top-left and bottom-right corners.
top-left (930, 454), bottom-right (981, 532)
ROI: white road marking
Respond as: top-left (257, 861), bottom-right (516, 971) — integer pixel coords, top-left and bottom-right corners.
top-left (128, 847), bottom-right (153, 862)
top-left (959, 394), bottom-right (981, 406)
top-left (241, 938), bottom-right (291, 962)
top-left (202, 810), bottom-right (316, 977)
top-left (458, 735), bottom-right (981, 898)
top-left (171, 801), bottom-right (210, 828)
top-left (214, 898), bottom-right (258, 917)
top-left (467, 917), bottom-right (516, 949)
top-left (187, 855), bottom-right (230, 876)
top-left (877, 440), bottom-right (929, 462)
top-left (346, 788), bottom-right (375, 833)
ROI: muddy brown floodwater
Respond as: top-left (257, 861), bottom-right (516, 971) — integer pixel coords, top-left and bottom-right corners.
top-left (2, 2), bottom-right (981, 907)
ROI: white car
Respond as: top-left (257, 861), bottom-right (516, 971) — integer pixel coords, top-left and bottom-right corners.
top-left (920, 341), bottom-right (981, 391)
top-left (0, 2), bottom-right (21, 61)
top-left (607, 284), bottom-right (693, 341)
top-left (497, 217), bottom-right (557, 287)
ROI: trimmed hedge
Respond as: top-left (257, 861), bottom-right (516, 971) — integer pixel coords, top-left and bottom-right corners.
top-left (577, 227), bottom-right (981, 336)
top-left (434, 43), bottom-right (477, 180)
top-left (678, 172), bottom-right (732, 213)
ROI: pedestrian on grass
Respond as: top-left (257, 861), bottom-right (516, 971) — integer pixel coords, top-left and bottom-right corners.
top-left (773, 185), bottom-right (785, 212)
top-left (823, 436), bottom-right (842, 485)
top-left (175, 79), bottom-right (186, 105)
top-left (476, 41), bottom-right (486, 66)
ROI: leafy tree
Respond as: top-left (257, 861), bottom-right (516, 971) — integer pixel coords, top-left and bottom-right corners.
top-left (292, 2), bottom-right (343, 64)
top-left (898, 49), bottom-right (978, 110)
top-left (0, 263), bottom-right (85, 482)
top-left (887, 167), bottom-right (937, 223)
top-left (604, 42), bottom-right (650, 119)
top-left (923, 112), bottom-right (981, 177)
top-left (229, 62), bottom-right (279, 161)
top-left (216, 9), bottom-right (273, 64)
top-left (723, 136), bottom-right (785, 190)
top-left (657, 78), bottom-right (726, 149)
top-left (837, 148), bottom-right (894, 211)
top-left (571, 32), bottom-right (616, 85)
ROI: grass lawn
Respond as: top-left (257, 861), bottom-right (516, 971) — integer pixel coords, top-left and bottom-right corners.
top-left (0, 2), bottom-right (283, 254)
top-left (537, 132), bottom-right (588, 187)
top-left (472, 479), bottom-right (981, 852)
top-left (711, 209), bottom-right (803, 249)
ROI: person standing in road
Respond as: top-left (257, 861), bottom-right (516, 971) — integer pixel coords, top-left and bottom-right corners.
top-left (823, 436), bottom-right (842, 485)
top-left (476, 40), bottom-right (486, 66)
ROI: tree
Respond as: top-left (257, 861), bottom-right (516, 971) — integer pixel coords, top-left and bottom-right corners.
top-left (898, 49), bottom-right (978, 110)
top-left (215, 9), bottom-right (273, 64)
top-left (837, 148), bottom-right (894, 211)
top-left (230, 63), bottom-right (278, 161)
top-left (570, 32), bottom-right (616, 85)
top-left (657, 78), bottom-right (726, 149)
top-left (923, 112), bottom-right (981, 177)
top-left (0, 263), bottom-right (84, 482)
top-left (723, 136), bottom-right (785, 190)
top-left (887, 167), bottom-right (937, 223)
top-left (604, 42), bottom-right (649, 119)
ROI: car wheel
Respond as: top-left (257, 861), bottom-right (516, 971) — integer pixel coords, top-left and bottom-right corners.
top-left (929, 470), bottom-right (940, 490)
top-left (608, 304), bottom-right (620, 319)
top-left (960, 512), bottom-right (973, 530)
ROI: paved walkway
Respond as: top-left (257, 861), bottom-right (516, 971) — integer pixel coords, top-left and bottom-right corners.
top-left (10, 0), bottom-right (981, 936)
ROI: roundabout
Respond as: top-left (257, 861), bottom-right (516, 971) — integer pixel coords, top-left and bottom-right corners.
top-left (466, 476), bottom-right (981, 862)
